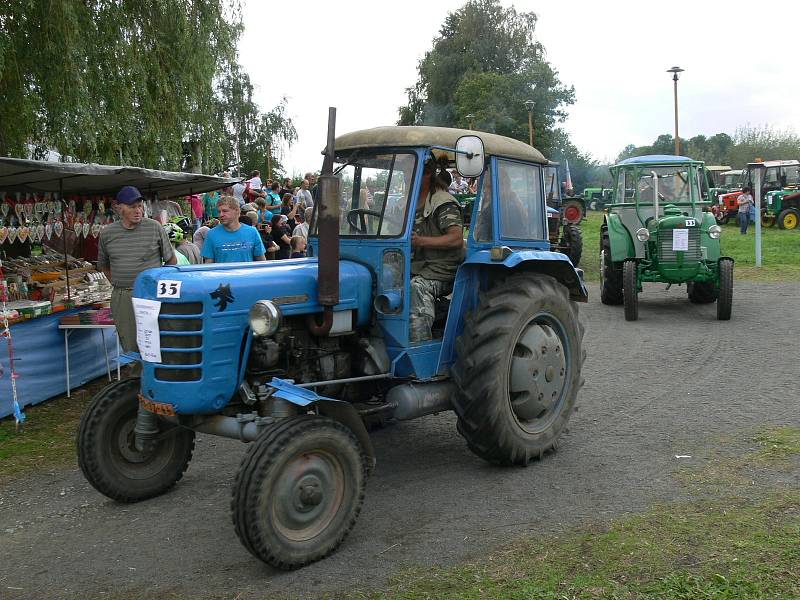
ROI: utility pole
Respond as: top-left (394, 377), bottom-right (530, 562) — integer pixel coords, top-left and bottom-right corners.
top-left (524, 100), bottom-right (535, 147)
top-left (667, 66), bottom-right (684, 155)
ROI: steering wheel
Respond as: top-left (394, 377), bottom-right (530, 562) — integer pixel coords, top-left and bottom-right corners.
top-left (346, 208), bottom-right (383, 234)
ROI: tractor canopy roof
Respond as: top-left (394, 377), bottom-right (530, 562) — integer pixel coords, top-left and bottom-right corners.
top-left (759, 159), bottom-right (800, 168)
top-left (616, 154), bottom-right (701, 167)
top-left (706, 165), bottom-right (732, 172)
top-left (721, 169), bottom-right (742, 176)
top-left (333, 126), bottom-right (547, 165)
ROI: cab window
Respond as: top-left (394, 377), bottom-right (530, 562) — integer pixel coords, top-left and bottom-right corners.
top-left (497, 159), bottom-right (545, 240)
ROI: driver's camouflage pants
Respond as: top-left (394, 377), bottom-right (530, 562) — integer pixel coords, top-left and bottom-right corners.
top-left (409, 276), bottom-right (454, 343)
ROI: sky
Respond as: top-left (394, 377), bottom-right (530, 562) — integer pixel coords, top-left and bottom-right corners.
top-left (238, 0), bottom-right (800, 175)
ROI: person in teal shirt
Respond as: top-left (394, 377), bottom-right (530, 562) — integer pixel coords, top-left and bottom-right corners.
top-left (203, 190), bottom-right (220, 220)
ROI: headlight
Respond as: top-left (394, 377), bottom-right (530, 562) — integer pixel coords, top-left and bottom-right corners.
top-left (248, 300), bottom-right (281, 336)
top-left (635, 228), bottom-right (650, 242)
top-left (708, 224), bottom-right (722, 239)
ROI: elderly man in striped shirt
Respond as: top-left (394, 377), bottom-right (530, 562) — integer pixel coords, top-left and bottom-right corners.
top-left (97, 186), bottom-right (177, 353)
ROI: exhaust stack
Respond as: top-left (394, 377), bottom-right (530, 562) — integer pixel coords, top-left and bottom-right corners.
top-left (308, 107), bottom-right (340, 336)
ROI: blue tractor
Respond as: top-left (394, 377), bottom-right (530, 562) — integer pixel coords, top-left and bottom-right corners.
top-left (78, 111), bottom-right (587, 569)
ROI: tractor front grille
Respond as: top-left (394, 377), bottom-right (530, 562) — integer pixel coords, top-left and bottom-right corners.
top-left (658, 227), bottom-right (701, 264)
top-left (156, 302), bottom-right (203, 382)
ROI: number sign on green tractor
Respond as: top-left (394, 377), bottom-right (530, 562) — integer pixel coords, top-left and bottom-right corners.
top-left (600, 155), bottom-right (733, 321)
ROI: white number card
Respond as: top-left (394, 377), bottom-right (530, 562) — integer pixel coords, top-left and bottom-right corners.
top-left (156, 279), bottom-right (182, 298)
top-left (672, 229), bottom-right (689, 251)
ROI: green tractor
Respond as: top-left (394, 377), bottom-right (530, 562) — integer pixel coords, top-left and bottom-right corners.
top-left (600, 155), bottom-right (733, 321)
top-left (763, 188), bottom-right (800, 229)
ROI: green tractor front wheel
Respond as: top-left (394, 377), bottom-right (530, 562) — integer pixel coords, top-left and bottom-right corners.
top-left (717, 258), bottom-right (734, 320)
top-left (777, 208), bottom-right (799, 230)
top-left (623, 260), bottom-right (639, 321)
top-left (761, 214), bottom-right (776, 228)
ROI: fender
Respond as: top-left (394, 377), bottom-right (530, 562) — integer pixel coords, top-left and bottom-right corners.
top-left (700, 212), bottom-right (721, 261)
top-left (606, 213), bottom-right (635, 263)
top-left (269, 378), bottom-right (375, 469)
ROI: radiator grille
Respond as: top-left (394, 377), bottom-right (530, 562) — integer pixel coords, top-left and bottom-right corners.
top-left (658, 227), bottom-right (701, 264)
top-left (157, 302), bottom-right (203, 381)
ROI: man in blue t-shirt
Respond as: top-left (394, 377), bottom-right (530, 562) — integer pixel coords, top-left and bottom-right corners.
top-left (202, 196), bottom-right (266, 263)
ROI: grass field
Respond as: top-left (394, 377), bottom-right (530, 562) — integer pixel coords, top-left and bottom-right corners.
top-left (578, 210), bottom-right (800, 282)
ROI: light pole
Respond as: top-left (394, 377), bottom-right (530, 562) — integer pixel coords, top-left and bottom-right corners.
top-left (667, 66), bottom-right (684, 155)
top-left (524, 100), bottom-right (535, 147)
top-left (465, 113), bottom-right (476, 130)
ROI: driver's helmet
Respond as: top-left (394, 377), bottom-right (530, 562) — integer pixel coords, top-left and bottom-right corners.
top-left (164, 221), bottom-right (184, 244)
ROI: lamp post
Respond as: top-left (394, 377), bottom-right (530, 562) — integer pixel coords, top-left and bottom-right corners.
top-left (465, 113), bottom-right (476, 130)
top-left (749, 161), bottom-right (765, 267)
top-left (667, 66), bottom-right (684, 155)
top-left (524, 100), bottom-right (535, 147)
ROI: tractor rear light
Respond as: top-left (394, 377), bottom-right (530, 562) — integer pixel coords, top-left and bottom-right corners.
top-left (635, 228), bottom-right (650, 242)
top-left (708, 225), bottom-right (721, 239)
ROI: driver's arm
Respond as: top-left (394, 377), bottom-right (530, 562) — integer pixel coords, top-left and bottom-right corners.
top-left (412, 225), bottom-right (463, 249)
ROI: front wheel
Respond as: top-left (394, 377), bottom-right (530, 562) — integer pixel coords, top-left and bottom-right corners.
top-left (562, 199), bottom-right (584, 224)
top-left (600, 229), bottom-right (623, 305)
top-left (560, 223), bottom-right (583, 267)
top-left (761, 214), bottom-right (775, 228)
top-left (451, 273), bottom-right (585, 466)
top-left (623, 259), bottom-right (639, 321)
top-left (77, 378), bottom-right (195, 502)
top-left (717, 258), bottom-right (734, 320)
top-left (231, 415), bottom-right (367, 569)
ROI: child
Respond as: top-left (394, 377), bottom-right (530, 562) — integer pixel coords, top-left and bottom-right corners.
top-left (289, 235), bottom-right (307, 258)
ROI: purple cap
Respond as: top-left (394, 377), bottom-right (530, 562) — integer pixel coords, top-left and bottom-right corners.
top-left (116, 186), bottom-right (143, 204)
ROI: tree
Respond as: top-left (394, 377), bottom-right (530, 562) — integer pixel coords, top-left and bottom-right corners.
top-left (397, 0), bottom-right (574, 158)
top-left (0, 0), bottom-right (295, 175)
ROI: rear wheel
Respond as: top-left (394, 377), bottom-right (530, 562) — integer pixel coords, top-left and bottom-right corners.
top-left (717, 258), bottom-right (734, 320)
top-left (761, 214), bottom-right (775, 228)
top-left (623, 259), bottom-right (639, 321)
top-left (77, 378), bottom-right (195, 502)
top-left (562, 200), bottom-right (584, 224)
top-left (232, 415), bottom-right (367, 569)
top-left (777, 208), bottom-right (799, 230)
top-left (687, 281), bottom-right (718, 304)
top-left (600, 229), bottom-right (623, 305)
top-left (451, 273), bottom-right (584, 466)
top-left (560, 223), bottom-right (583, 267)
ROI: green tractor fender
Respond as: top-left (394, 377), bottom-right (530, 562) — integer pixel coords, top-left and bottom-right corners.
top-left (605, 213), bottom-right (635, 262)
top-left (700, 212), bottom-right (721, 262)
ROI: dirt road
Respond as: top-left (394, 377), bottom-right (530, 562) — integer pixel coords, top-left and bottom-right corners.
top-left (1, 281), bottom-right (798, 599)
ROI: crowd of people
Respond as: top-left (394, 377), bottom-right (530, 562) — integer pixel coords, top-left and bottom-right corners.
top-left (171, 170), bottom-right (319, 265)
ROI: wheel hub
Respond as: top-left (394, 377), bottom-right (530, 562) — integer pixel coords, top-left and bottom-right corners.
top-left (273, 451), bottom-right (344, 542)
top-left (509, 323), bottom-right (567, 428)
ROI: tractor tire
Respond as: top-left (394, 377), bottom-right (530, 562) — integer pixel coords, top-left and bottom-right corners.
top-left (623, 259), bottom-right (639, 321)
top-left (777, 208), bottom-right (799, 230)
top-left (232, 415), bottom-right (367, 570)
top-left (562, 199), bottom-right (584, 224)
top-left (761, 214), bottom-right (775, 228)
top-left (77, 377), bottom-right (195, 503)
top-left (588, 200), bottom-right (597, 211)
top-left (560, 223), bottom-right (583, 267)
top-left (600, 229), bottom-right (623, 305)
top-left (716, 212), bottom-right (730, 225)
top-left (687, 281), bottom-right (718, 304)
top-left (717, 258), bottom-right (734, 321)
top-left (451, 273), bottom-right (585, 466)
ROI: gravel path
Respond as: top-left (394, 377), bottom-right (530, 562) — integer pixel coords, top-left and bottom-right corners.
top-left (1, 280), bottom-right (798, 599)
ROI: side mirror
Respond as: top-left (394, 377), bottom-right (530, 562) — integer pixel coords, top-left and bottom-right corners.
top-left (455, 135), bottom-right (485, 178)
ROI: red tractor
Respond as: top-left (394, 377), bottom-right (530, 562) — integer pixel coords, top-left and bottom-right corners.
top-left (715, 160), bottom-right (800, 223)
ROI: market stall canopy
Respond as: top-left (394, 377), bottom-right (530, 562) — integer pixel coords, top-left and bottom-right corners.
top-left (0, 157), bottom-right (240, 198)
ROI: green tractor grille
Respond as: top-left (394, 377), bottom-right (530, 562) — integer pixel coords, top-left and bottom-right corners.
top-left (658, 228), bottom-right (701, 264)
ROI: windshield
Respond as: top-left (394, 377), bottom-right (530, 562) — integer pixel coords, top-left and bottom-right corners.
top-left (721, 173), bottom-right (740, 187)
top-left (634, 165), bottom-right (699, 203)
top-left (314, 152), bottom-right (416, 238)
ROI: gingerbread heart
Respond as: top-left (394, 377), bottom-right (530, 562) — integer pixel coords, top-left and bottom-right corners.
top-left (1, 203), bottom-right (9, 217)
top-left (18, 226), bottom-right (29, 242)
top-left (8, 227), bottom-right (17, 243)
top-left (24, 203), bottom-right (34, 216)
top-left (91, 223), bottom-right (102, 238)
top-left (45, 223), bottom-right (53, 240)
top-left (54, 221), bottom-right (64, 237)
top-left (82, 222), bottom-right (90, 237)
top-left (37, 224), bottom-right (45, 240)
top-left (0, 226), bottom-right (7, 244)
top-left (14, 203), bottom-right (24, 218)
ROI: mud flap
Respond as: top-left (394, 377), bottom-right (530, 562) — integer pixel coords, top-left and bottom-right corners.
top-left (268, 378), bottom-right (376, 469)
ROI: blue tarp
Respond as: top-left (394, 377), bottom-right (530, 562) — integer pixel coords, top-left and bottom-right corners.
top-left (0, 309), bottom-right (125, 419)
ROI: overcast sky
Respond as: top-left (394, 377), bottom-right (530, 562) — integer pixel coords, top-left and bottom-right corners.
top-left (238, 0), bottom-right (800, 175)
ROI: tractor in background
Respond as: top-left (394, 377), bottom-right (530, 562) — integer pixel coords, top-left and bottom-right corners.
top-left (600, 155), bottom-right (732, 321)
top-left (545, 162), bottom-right (583, 266)
top-left (715, 160), bottom-right (800, 224)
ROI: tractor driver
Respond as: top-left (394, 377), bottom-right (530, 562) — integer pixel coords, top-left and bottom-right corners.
top-left (409, 158), bottom-right (465, 342)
